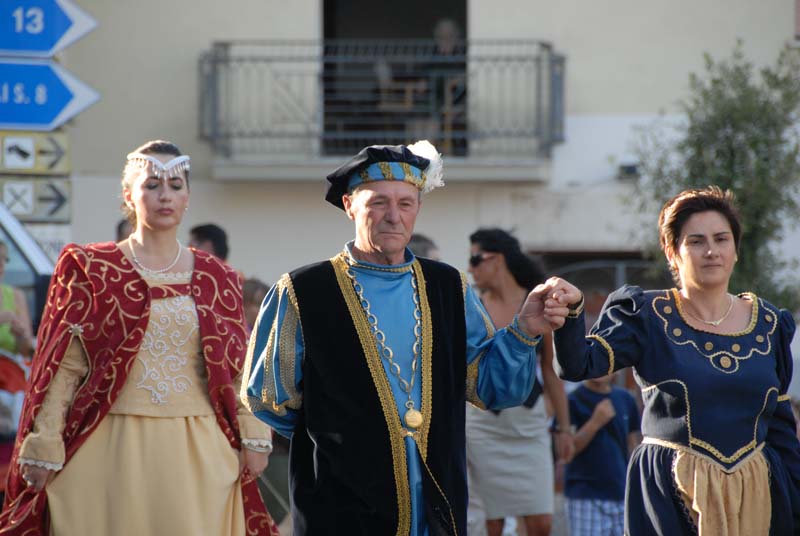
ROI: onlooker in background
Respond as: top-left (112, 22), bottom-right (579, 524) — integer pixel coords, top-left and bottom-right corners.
top-left (116, 218), bottom-right (133, 242)
top-left (242, 278), bottom-right (270, 333)
top-left (408, 232), bottom-right (441, 260)
top-left (564, 373), bottom-right (641, 536)
top-left (0, 241), bottom-right (34, 360)
top-left (466, 228), bottom-right (573, 536)
top-left (0, 239), bottom-right (34, 507)
top-left (189, 223), bottom-right (229, 261)
top-left (0, 356), bottom-right (26, 507)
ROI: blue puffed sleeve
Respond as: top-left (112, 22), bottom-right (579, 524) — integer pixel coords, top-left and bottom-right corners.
top-left (240, 274), bottom-right (304, 439)
top-left (463, 282), bottom-right (540, 410)
top-left (765, 309), bottom-right (800, 528)
top-left (553, 285), bottom-right (648, 382)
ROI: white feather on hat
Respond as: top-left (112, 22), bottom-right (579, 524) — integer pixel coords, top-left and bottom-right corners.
top-left (408, 140), bottom-right (444, 193)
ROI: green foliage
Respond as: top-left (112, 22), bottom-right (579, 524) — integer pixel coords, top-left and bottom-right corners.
top-left (635, 42), bottom-right (800, 310)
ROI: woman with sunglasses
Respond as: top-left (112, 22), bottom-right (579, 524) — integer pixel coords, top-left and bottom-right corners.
top-left (542, 186), bottom-right (800, 535)
top-left (466, 228), bottom-right (573, 536)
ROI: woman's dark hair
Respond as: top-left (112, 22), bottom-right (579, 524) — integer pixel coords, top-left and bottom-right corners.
top-left (658, 185), bottom-right (741, 284)
top-left (121, 140), bottom-right (187, 228)
top-left (469, 228), bottom-right (545, 291)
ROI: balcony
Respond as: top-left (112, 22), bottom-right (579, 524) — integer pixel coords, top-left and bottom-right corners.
top-left (199, 39), bottom-right (565, 181)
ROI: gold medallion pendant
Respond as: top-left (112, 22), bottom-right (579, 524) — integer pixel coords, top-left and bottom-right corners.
top-left (404, 408), bottom-right (423, 429)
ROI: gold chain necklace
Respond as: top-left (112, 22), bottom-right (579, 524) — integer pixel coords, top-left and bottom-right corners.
top-left (128, 236), bottom-right (183, 274)
top-left (344, 263), bottom-right (424, 430)
top-left (682, 293), bottom-right (734, 327)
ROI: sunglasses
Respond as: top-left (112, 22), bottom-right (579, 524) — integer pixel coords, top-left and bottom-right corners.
top-left (469, 253), bottom-right (495, 267)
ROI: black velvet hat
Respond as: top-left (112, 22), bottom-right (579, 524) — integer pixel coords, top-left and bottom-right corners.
top-left (324, 141), bottom-right (444, 210)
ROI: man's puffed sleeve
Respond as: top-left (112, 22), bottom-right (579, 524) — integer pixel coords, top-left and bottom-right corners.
top-left (240, 274), bottom-right (304, 439)
top-left (463, 277), bottom-right (540, 411)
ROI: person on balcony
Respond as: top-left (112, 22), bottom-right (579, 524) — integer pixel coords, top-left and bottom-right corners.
top-left (241, 141), bottom-right (559, 535)
top-left (540, 186), bottom-right (800, 535)
top-left (0, 140), bottom-right (278, 536)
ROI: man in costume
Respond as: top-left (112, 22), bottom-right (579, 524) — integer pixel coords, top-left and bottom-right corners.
top-left (242, 140), bottom-right (561, 536)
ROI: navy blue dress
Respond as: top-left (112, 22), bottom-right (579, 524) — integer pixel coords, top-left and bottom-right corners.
top-left (553, 286), bottom-right (800, 535)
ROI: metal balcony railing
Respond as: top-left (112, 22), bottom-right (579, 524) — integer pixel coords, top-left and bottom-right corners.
top-left (199, 39), bottom-right (565, 160)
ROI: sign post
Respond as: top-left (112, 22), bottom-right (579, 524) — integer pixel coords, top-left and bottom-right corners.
top-left (0, 0), bottom-right (96, 245)
top-left (0, 59), bottom-right (99, 131)
top-left (0, 0), bottom-right (97, 58)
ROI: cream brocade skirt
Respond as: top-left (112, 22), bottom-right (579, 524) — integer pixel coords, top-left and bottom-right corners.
top-left (46, 414), bottom-right (245, 536)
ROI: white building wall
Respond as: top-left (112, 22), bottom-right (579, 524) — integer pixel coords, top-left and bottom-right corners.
top-left (56, 0), bottom-right (798, 286)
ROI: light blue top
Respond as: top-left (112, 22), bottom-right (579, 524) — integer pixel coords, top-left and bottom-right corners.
top-left (243, 243), bottom-right (540, 535)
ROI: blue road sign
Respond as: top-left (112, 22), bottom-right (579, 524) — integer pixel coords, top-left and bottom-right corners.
top-left (0, 0), bottom-right (97, 58)
top-left (0, 58), bottom-right (99, 131)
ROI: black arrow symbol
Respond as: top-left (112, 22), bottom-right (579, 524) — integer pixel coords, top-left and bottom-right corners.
top-left (6, 144), bottom-right (32, 160)
top-left (37, 136), bottom-right (65, 170)
top-left (38, 183), bottom-right (67, 216)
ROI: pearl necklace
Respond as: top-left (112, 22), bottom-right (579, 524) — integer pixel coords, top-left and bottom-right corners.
top-left (682, 293), bottom-right (734, 327)
top-left (128, 236), bottom-right (183, 274)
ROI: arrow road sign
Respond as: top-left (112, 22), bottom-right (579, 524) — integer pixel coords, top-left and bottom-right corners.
top-left (0, 0), bottom-right (97, 58)
top-left (0, 177), bottom-right (69, 222)
top-left (38, 181), bottom-right (65, 215)
top-left (37, 134), bottom-right (64, 169)
top-left (1, 131), bottom-right (70, 174)
top-left (0, 59), bottom-right (99, 131)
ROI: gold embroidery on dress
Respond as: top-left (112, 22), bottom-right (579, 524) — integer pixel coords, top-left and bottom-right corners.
top-left (133, 295), bottom-right (198, 405)
top-left (331, 253), bottom-right (411, 536)
top-left (645, 436), bottom-right (766, 474)
top-left (587, 334), bottom-right (615, 375)
top-left (652, 291), bottom-right (777, 374)
top-left (641, 379), bottom-right (778, 465)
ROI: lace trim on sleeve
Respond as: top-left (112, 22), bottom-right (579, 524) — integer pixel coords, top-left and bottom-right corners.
top-left (242, 438), bottom-right (273, 448)
top-left (17, 457), bottom-right (64, 471)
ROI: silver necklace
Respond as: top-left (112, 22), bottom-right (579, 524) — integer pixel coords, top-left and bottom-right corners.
top-left (344, 262), bottom-right (424, 430)
top-left (128, 236), bottom-right (183, 274)
top-left (682, 293), bottom-right (734, 327)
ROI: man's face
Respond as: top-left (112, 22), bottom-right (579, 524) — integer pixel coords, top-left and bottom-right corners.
top-left (343, 181), bottom-right (421, 260)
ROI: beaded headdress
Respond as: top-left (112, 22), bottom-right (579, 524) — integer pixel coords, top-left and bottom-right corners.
top-left (125, 152), bottom-right (191, 179)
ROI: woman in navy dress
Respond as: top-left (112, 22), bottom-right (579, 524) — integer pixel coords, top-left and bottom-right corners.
top-left (540, 186), bottom-right (800, 535)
